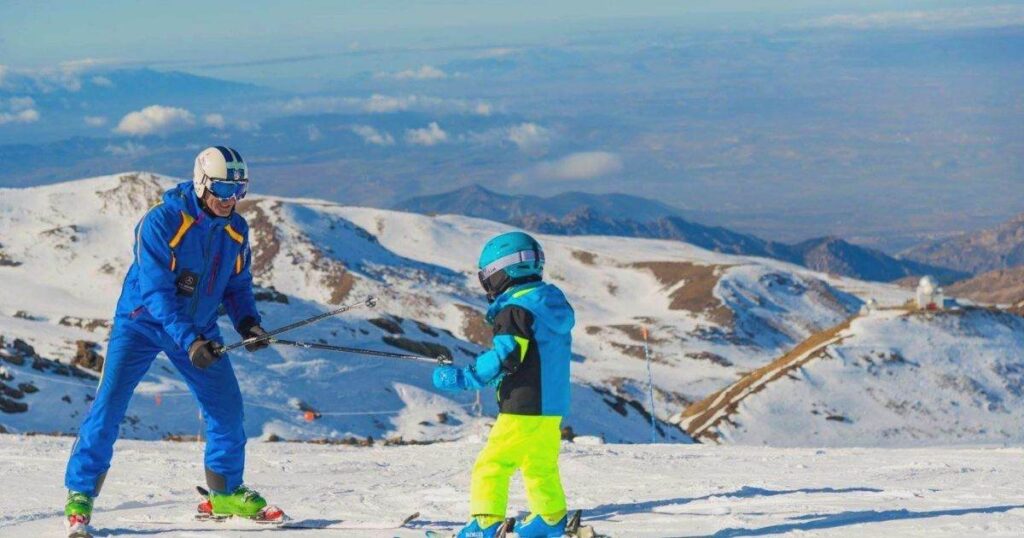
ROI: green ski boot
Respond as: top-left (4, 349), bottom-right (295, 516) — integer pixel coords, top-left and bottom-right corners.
top-left (199, 485), bottom-right (284, 522)
top-left (65, 491), bottom-right (93, 537)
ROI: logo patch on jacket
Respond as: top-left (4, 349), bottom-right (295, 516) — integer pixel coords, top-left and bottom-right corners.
top-left (176, 270), bottom-right (199, 296)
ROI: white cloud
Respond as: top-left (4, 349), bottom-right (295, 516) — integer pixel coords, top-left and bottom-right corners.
top-left (351, 125), bottom-right (395, 146)
top-left (465, 122), bottom-right (553, 153)
top-left (83, 116), bottom-right (107, 127)
top-left (364, 94), bottom-right (414, 113)
top-left (378, 65), bottom-right (449, 80)
top-left (0, 58), bottom-right (120, 93)
top-left (104, 141), bottom-right (147, 157)
top-left (476, 47), bottom-right (519, 59)
top-left (90, 75), bottom-right (114, 88)
top-left (280, 96), bottom-right (358, 114)
top-left (507, 122), bottom-right (552, 151)
top-left (115, 105), bottom-right (196, 136)
top-left (511, 151), bottom-right (623, 184)
top-left (204, 113), bottom-right (226, 129)
top-left (0, 97), bottom-right (40, 125)
top-left (0, 109), bottom-right (39, 125)
top-left (235, 119), bottom-right (260, 132)
top-left (405, 122), bottom-right (448, 146)
top-left (307, 124), bottom-right (322, 142)
top-left (7, 97), bottom-right (35, 111)
top-left (60, 58), bottom-right (112, 72)
top-left (278, 94), bottom-right (493, 116)
top-left (51, 59), bottom-right (113, 92)
top-left (803, 5), bottom-right (1024, 30)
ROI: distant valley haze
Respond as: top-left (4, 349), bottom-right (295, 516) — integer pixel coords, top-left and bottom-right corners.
top-left (1, 0), bottom-right (1021, 254)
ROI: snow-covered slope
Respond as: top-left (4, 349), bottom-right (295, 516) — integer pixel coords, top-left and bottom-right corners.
top-left (0, 173), bottom-right (909, 443)
top-left (4, 434), bottom-right (1024, 537)
top-left (683, 307), bottom-right (1024, 447)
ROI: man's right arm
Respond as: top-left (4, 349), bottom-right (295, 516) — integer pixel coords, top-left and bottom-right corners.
top-left (134, 209), bottom-right (201, 352)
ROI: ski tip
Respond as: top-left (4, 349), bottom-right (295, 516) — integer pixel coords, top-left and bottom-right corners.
top-left (65, 515), bottom-right (92, 538)
top-left (260, 505), bottom-right (287, 523)
top-left (196, 485), bottom-right (210, 497)
top-left (401, 511), bottom-right (421, 526)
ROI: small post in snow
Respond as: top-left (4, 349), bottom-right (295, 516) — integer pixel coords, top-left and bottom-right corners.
top-left (642, 326), bottom-right (657, 443)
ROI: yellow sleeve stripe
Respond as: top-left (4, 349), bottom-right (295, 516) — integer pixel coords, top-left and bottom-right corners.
top-left (224, 224), bottom-right (244, 244)
top-left (168, 211), bottom-right (195, 249)
top-left (235, 253), bottom-right (243, 274)
top-left (514, 336), bottom-right (530, 362)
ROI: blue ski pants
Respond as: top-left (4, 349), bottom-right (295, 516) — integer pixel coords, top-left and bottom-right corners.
top-left (65, 322), bottom-right (246, 496)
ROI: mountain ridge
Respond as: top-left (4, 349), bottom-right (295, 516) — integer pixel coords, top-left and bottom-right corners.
top-left (397, 184), bottom-right (967, 283)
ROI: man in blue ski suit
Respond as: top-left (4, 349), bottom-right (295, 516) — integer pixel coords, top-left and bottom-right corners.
top-left (64, 146), bottom-right (275, 527)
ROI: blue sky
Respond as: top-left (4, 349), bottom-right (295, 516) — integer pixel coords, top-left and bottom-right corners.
top-left (1, 0), bottom-right (1009, 71)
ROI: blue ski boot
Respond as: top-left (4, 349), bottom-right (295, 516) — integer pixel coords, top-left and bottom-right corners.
top-left (455, 516), bottom-right (502, 538)
top-left (514, 512), bottom-right (567, 538)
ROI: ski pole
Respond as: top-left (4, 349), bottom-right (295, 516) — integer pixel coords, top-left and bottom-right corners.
top-left (216, 295), bottom-right (377, 356)
top-left (271, 338), bottom-right (453, 365)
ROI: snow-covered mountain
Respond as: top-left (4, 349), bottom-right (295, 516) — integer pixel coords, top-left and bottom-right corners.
top-left (903, 212), bottom-right (1024, 275)
top-left (398, 185), bottom-right (966, 283)
top-left (679, 306), bottom-right (1024, 447)
top-left (947, 266), bottom-right (1024, 306)
top-left (0, 172), bottom-right (916, 444)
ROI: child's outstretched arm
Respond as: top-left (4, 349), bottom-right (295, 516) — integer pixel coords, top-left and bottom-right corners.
top-left (433, 305), bottom-right (534, 392)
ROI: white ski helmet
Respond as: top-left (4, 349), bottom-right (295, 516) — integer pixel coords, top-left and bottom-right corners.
top-left (193, 146), bottom-right (249, 200)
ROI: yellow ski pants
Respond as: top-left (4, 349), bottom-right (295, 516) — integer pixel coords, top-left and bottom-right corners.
top-left (470, 413), bottom-right (566, 516)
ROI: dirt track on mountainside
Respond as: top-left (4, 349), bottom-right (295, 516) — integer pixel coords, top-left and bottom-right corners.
top-left (679, 315), bottom-right (857, 442)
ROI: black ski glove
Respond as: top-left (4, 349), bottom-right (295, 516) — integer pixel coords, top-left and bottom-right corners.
top-left (189, 338), bottom-right (221, 370)
top-left (238, 317), bottom-right (270, 352)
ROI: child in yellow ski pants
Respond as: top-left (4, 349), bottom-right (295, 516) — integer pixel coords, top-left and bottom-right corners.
top-left (433, 232), bottom-right (576, 537)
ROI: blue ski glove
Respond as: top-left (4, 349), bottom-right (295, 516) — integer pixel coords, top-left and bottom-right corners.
top-left (433, 365), bottom-right (467, 392)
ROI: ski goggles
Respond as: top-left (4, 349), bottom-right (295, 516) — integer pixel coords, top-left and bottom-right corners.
top-left (206, 177), bottom-right (249, 201)
top-left (477, 250), bottom-right (544, 291)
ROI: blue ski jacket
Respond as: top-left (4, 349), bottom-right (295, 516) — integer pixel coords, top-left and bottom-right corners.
top-left (113, 181), bottom-right (261, 351)
top-left (464, 281), bottom-right (575, 416)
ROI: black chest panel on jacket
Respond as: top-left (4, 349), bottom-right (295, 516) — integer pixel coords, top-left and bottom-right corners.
top-left (492, 305), bottom-right (543, 415)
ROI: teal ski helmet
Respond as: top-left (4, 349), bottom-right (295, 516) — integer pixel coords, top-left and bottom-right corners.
top-left (477, 231), bottom-right (545, 301)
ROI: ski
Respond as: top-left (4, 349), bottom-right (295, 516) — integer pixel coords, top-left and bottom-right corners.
top-left (281, 511), bottom-right (420, 530)
top-left (122, 497), bottom-right (419, 531)
top-left (122, 512), bottom-right (420, 531)
top-left (425, 517), bottom-right (515, 538)
top-left (65, 515), bottom-right (92, 538)
top-left (422, 511), bottom-right (599, 538)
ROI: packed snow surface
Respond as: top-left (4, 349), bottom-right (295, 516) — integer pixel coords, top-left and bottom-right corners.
top-left (3, 434), bottom-right (1024, 537)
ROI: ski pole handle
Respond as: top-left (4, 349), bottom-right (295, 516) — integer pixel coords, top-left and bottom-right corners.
top-left (216, 296), bottom-right (377, 356)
